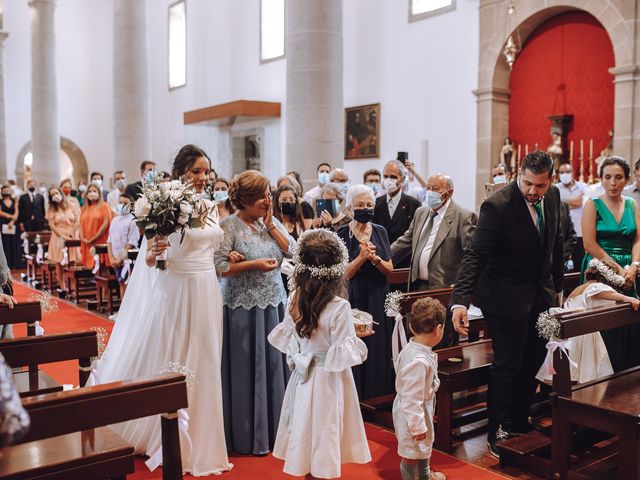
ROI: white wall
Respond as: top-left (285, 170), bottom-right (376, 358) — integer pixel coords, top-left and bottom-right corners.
top-left (4, 0), bottom-right (113, 185)
top-left (4, 0), bottom-right (479, 208)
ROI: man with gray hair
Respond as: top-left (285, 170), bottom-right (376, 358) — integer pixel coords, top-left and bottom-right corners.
top-left (391, 173), bottom-right (477, 292)
top-left (373, 160), bottom-right (421, 266)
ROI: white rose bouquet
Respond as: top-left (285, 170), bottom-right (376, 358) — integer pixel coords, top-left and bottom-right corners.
top-left (131, 174), bottom-right (212, 270)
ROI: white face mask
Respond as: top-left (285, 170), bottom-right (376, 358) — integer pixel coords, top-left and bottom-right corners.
top-left (87, 192), bottom-right (100, 202)
top-left (493, 175), bottom-right (507, 184)
top-left (382, 178), bottom-right (398, 193)
top-left (92, 178), bottom-right (103, 187)
top-left (425, 190), bottom-right (445, 209)
top-left (52, 193), bottom-right (63, 204)
top-left (559, 172), bottom-right (573, 185)
top-left (115, 178), bottom-right (127, 190)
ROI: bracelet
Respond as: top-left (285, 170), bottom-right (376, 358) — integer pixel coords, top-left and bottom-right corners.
top-left (267, 224), bottom-right (276, 232)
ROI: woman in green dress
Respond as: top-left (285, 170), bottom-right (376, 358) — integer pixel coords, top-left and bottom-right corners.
top-left (582, 156), bottom-right (640, 371)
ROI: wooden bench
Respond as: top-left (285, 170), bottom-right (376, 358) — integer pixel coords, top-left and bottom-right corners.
top-left (0, 373), bottom-right (189, 480)
top-left (94, 244), bottom-right (121, 315)
top-left (562, 271), bottom-right (580, 298)
top-left (435, 339), bottom-right (493, 453)
top-left (62, 239), bottom-right (95, 304)
top-left (22, 231), bottom-right (51, 289)
top-left (500, 303), bottom-right (640, 479)
top-left (0, 331), bottom-right (98, 397)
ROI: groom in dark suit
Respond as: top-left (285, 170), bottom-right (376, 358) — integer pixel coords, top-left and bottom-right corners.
top-left (450, 151), bottom-right (564, 457)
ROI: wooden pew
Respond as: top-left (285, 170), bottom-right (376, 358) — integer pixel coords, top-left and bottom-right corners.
top-left (0, 373), bottom-right (188, 480)
top-left (562, 271), bottom-right (580, 298)
top-left (0, 331), bottom-right (98, 397)
top-left (62, 239), bottom-right (95, 304)
top-left (0, 301), bottom-right (42, 338)
top-left (21, 231), bottom-right (51, 289)
top-left (94, 244), bottom-right (121, 314)
top-left (500, 304), bottom-right (640, 479)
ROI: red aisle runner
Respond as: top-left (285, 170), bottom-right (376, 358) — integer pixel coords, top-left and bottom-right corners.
top-left (11, 281), bottom-right (509, 480)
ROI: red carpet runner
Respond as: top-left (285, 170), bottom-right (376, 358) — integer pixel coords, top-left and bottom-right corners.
top-left (12, 281), bottom-right (509, 479)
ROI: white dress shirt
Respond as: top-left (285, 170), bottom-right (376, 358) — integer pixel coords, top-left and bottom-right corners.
top-left (387, 192), bottom-right (402, 218)
top-left (303, 185), bottom-right (323, 205)
top-left (107, 188), bottom-right (123, 213)
top-left (557, 181), bottom-right (587, 237)
top-left (417, 200), bottom-right (450, 281)
top-left (524, 197), bottom-right (544, 234)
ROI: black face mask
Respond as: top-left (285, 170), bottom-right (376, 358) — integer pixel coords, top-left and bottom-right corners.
top-left (28, 187), bottom-right (36, 193)
top-left (280, 202), bottom-right (297, 218)
top-left (353, 208), bottom-right (374, 224)
top-left (1, 193), bottom-right (10, 198)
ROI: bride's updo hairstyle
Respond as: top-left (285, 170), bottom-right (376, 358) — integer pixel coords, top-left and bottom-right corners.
top-left (290, 229), bottom-right (348, 339)
top-left (171, 144), bottom-right (210, 180)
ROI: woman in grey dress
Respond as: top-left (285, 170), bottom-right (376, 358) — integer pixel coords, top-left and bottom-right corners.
top-left (215, 170), bottom-right (295, 455)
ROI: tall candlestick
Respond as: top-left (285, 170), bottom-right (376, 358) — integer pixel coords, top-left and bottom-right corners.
top-left (517, 144), bottom-right (521, 173)
top-left (525, 144), bottom-right (529, 156)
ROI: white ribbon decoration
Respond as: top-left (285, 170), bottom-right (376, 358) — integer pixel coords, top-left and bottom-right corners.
top-left (35, 321), bottom-right (44, 336)
top-left (145, 409), bottom-right (192, 471)
top-left (539, 339), bottom-right (578, 377)
top-left (121, 259), bottom-right (133, 284)
top-left (282, 351), bottom-right (323, 432)
top-left (36, 244), bottom-right (45, 264)
top-left (60, 247), bottom-right (69, 266)
top-left (22, 238), bottom-right (29, 254)
top-left (387, 308), bottom-right (408, 365)
top-left (91, 254), bottom-right (101, 274)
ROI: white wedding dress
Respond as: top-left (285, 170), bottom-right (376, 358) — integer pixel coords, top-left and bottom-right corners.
top-left (90, 207), bottom-right (232, 476)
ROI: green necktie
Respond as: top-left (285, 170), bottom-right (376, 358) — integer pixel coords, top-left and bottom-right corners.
top-left (534, 201), bottom-right (544, 238)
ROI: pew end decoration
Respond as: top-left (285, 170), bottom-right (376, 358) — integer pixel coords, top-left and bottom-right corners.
top-left (385, 290), bottom-right (407, 364)
top-left (536, 307), bottom-right (577, 378)
top-left (25, 291), bottom-right (59, 335)
top-left (131, 174), bottom-right (213, 270)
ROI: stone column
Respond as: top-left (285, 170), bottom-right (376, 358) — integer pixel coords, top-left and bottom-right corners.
top-left (113, 0), bottom-right (151, 181)
top-left (610, 65), bottom-right (639, 163)
top-left (285, 0), bottom-right (343, 191)
top-left (29, 0), bottom-right (60, 185)
top-left (0, 32), bottom-right (9, 182)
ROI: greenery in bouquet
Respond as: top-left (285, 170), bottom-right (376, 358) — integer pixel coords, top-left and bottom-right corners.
top-left (130, 173), bottom-right (212, 269)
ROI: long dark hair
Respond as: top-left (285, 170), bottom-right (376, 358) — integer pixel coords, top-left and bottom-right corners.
top-left (171, 144), bottom-right (211, 179)
top-left (291, 230), bottom-right (347, 339)
top-left (273, 185), bottom-right (305, 234)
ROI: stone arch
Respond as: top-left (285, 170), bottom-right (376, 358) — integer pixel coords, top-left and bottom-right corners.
top-left (14, 137), bottom-right (89, 187)
top-left (474, 0), bottom-right (635, 207)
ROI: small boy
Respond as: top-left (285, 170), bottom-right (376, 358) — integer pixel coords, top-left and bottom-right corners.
top-left (393, 297), bottom-right (446, 480)
top-left (107, 193), bottom-right (140, 300)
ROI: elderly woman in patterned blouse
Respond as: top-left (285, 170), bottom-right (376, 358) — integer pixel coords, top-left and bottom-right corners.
top-left (214, 170), bottom-right (295, 456)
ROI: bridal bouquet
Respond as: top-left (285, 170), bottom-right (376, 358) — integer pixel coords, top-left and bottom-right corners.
top-left (131, 174), bottom-right (212, 270)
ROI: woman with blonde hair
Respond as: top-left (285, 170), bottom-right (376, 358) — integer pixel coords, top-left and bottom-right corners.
top-left (79, 183), bottom-right (112, 269)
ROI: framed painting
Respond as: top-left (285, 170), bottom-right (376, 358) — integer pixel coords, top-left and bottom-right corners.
top-left (345, 103), bottom-right (380, 159)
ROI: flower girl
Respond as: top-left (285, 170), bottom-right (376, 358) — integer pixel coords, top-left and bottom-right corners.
top-left (268, 229), bottom-right (371, 479)
top-left (393, 297), bottom-right (446, 480)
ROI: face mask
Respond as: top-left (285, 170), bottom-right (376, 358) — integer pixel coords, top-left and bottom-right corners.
top-left (559, 172), bottom-right (573, 185)
top-left (52, 193), bottom-right (63, 203)
top-left (382, 178), bottom-right (398, 193)
top-left (87, 192), bottom-right (100, 201)
top-left (213, 191), bottom-right (229, 202)
top-left (28, 187), bottom-right (36, 193)
top-left (493, 175), bottom-right (507, 184)
top-left (1, 193), bottom-right (10, 198)
top-left (78, 185), bottom-right (87, 193)
top-left (115, 179), bottom-right (127, 190)
top-left (280, 202), bottom-right (297, 217)
top-left (353, 208), bottom-right (374, 224)
top-left (116, 204), bottom-right (129, 215)
top-left (92, 178), bottom-right (103, 187)
top-left (366, 182), bottom-right (380, 195)
top-left (337, 183), bottom-right (349, 196)
top-left (62, 187), bottom-right (71, 196)
top-left (144, 170), bottom-right (156, 183)
top-left (39, 187), bottom-right (47, 196)
top-left (318, 172), bottom-right (330, 186)
top-left (425, 190), bottom-right (445, 210)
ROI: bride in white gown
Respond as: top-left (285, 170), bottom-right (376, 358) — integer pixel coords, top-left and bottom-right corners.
top-left (90, 145), bottom-right (232, 476)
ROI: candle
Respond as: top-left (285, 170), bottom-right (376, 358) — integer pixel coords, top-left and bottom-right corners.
top-left (580, 139), bottom-right (584, 159)
top-left (525, 144), bottom-right (529, 156)
top-left (589, 138), bottom-right (593, 160)
top-left (569, 140), bottom-right (574, 162)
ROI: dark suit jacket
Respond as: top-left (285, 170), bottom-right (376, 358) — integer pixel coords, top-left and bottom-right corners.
top-left (560, 199), bottom-right (577, 263)
top-left (391, 200), bottom-right (477, 289)
top-left (373, 193), bottom-right (421, 248)
top-left (124, 182), bottom-right (143, 201)
top-left (18, 192), bottom-right (46, 231)
top-left (450, 181), bottom-right (564, 320)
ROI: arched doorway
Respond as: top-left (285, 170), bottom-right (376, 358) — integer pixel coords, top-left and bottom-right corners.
top-left (474, 0), bottom-right (634, 208)
top-left (15, 137), bottom-right (89, 187)
top-left (508, 12), bottom-right (614, 174)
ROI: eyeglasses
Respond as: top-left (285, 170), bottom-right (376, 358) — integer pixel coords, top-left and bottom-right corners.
top-left (353, 203), bottom-right (374, 209)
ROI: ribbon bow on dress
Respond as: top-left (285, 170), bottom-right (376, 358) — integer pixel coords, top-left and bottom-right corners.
top-left (286, 352), bottom-right (315, 383)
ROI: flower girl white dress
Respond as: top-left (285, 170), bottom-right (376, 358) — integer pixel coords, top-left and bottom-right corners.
top-left (90, 207), bottom-right (232, 476)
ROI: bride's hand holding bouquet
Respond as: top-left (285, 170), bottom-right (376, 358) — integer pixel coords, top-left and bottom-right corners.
top-left (132, 174), bottom-right (212, 270)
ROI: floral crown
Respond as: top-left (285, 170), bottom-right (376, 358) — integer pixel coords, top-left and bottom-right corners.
top-left (588, 258), bottom-right (625, 288)
top-left (292, 228), bottom-right (349, 280)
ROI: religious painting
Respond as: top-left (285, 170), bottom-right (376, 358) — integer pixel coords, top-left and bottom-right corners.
top-left (345, 103), bottom-right (380, 159)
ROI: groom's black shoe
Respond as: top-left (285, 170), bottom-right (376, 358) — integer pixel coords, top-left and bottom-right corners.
top-left (487, 425), bottom-right (522, 459)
